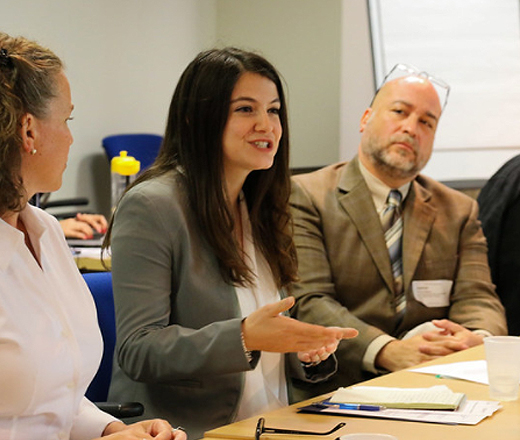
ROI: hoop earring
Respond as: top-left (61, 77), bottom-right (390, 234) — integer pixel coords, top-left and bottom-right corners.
top-left (30, 149), bottom-right (37, 155)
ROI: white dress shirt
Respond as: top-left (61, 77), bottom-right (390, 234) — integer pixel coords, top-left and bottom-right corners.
top-left (0, 204), bottom-right (116, 440)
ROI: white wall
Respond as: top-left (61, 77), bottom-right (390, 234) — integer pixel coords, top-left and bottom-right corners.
top-left (216, 0), bottom-right (520, 183)
top-left (5, 0), bottom-right (496, 216)
top-left (1, 0), bottom-right (216, 215)
top-left (339, 0), bottom-right (376, 159)
top-left (2, 0), bottom-right (373, 215)
top-left (216, 0), bottom-right (343, 169)
top-left (215, 0), bottom-right (377, 166)
top-left (368, 0), bottom-right (520, 182)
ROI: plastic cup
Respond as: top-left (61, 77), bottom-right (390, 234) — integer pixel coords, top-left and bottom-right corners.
top-left (484, 336), bottom-right (520, 401)
top-left (339, 435), bottom-right (398, 440)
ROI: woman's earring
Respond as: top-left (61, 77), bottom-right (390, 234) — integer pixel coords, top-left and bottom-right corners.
top-left (30, 148), bottom-right (37, 155)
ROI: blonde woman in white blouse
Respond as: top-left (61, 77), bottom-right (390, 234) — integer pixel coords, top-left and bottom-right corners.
top-left (0, 32), bottom-right (186, 440)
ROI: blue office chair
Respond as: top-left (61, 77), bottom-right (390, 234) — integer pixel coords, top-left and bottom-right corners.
top-left (102, 133), bottom-right (163, 172)
top-left (82, 272), bottom-right (143, 417)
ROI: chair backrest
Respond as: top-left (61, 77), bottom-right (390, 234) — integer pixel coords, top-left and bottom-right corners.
top-left (82, 271), bottom-right (116, 402)
top-left (102, 133), bottom-right (163, 172)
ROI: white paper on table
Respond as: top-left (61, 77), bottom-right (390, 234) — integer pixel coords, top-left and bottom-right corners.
top-left (410, 360), bottom-right (491, 384)
top-left (315, 400), bottom-right (501, 425)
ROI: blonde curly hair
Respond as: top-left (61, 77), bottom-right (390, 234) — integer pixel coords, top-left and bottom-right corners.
top-left (0, 32), bottom-right (62, 215)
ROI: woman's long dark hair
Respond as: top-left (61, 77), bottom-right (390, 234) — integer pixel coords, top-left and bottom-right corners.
top-left (105, 47), bottom-right (297, 288)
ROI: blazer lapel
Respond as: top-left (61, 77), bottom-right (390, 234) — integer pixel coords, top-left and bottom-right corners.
top-left (402, 180), bottom-right (436, 292)
top-left (336, 159), bottom-right (395, 293)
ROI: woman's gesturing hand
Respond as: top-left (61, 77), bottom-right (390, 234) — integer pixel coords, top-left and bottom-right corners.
top-left (242, 297), bottom-right (358, 353)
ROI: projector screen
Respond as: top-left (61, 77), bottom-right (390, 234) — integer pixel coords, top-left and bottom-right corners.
top-left (368, 0), bottom-right (520, 179)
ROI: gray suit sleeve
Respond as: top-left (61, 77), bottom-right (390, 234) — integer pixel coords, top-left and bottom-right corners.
top-left (111, 185), bottom-right (253, 384)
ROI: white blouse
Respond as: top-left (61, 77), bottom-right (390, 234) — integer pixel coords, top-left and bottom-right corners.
top-left (0, 205), bottom-right (116, 440)
top-left (234, 196), bottom-right (288, 421)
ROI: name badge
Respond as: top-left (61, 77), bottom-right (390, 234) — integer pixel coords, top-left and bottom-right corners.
top-left (412, 280), bottom-right (453, 307)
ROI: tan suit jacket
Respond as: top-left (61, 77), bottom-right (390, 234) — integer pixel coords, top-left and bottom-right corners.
top-left (290, 158), bottom-right (507, 398)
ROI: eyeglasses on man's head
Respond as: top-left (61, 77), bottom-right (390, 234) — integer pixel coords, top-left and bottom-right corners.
top-left (381, 63), bottom-right (450, 110)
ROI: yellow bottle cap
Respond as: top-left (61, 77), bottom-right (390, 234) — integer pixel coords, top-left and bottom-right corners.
top-left (111, 150), bottom-right (140, 176)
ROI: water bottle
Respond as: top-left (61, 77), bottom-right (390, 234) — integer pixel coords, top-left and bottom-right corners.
top-left (111, 150), bottom-right (140, 210)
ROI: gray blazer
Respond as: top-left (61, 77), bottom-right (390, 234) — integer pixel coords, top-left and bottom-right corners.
top-left (108, 170), bottom-right (334, 440)
top-left (289, 158), bottom-right (507, 398)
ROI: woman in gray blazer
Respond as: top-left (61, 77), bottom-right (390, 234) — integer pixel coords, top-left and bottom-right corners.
top-left (104, 48), bottom-right (357, 439)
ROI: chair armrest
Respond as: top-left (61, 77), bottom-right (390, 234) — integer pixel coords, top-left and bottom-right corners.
top-left (95, 401), bottom-right (144, 418)
top-left (43, 197), bottom-right (89, 208)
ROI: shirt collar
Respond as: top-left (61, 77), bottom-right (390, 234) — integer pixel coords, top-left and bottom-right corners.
top-left (358, 159), bottom-right (411, 215)
top-left (19, 203), bottom-right (48, 246)
top-left (0, 204), bottom-right (48, 271)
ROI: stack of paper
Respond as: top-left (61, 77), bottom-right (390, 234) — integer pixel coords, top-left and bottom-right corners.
top-left (330, 385), bottom-right (466, 410)
top-left (298, 399), bottom-right (501, 426)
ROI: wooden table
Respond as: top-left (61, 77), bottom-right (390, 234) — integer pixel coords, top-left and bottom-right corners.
top-left (203, 346), bottom-right (520, 440)
top-left (71, 247), bottom-right (110, 272)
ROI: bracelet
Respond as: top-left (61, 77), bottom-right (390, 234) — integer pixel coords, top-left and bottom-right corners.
top-left (240, 325), bottom-right (253, 363)
top-left (301, 360), bottom-right (321, 368)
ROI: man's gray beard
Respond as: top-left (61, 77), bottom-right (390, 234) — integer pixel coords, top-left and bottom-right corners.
top-left (369, 148), bottom-right (420, 181)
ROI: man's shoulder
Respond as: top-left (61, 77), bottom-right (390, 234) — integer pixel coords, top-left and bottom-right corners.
top-left (292, 161), bottom-right (349, 188)
top-left (415, 174), bottom-right (476, 207)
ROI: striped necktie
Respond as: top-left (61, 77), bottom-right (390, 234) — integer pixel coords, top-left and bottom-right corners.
top-left (381, 189), bottom-right (405, 317)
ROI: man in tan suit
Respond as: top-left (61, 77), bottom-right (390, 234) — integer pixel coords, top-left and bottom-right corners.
top-left (290, 68), bottom-right (507, 399)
